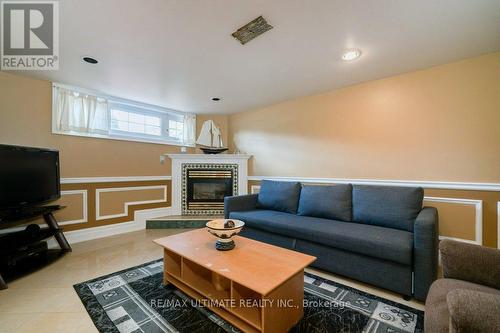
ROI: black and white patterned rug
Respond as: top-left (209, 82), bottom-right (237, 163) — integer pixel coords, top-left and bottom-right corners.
top-left (74, 260), bottom-right (424, 333)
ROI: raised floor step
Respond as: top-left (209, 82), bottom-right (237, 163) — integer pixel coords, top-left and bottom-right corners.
top-left (146, 215), bottom-right (223, 229)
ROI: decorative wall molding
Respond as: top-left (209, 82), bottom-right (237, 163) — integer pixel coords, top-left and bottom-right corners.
top-left (58, 190), bottom-right (88, 226)
top-left (61, 176), bottom-right (171, 184)
top-left (423, 196), bottom-right (483, 245)
top-left (0, 190), bottom-right (90, 234)
top-left (248, 176), bottom-right (500, 192)
top-left (498, 202), bottom-right (500, 249)
top-left (95, 185), bottom-right (168, 220)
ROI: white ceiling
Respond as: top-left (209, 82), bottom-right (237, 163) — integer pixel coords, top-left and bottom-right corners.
top-left (12, 0), bottom-right (500, 114)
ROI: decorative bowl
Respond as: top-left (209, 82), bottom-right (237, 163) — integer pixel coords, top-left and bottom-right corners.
top-left (206, 219), bottom-right (245, 251)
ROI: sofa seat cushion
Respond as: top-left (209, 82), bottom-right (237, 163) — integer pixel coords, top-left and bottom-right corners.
top-left (297, 184), bottom-right (352, 222)
top-left (257, 180), bottom-right (302, 214)
top-left (352, 185), bottom-right (423, 232)
top-left (229, 210), bottom-right (413, 265)
top-left (424, 278), bottom-right (500, 333)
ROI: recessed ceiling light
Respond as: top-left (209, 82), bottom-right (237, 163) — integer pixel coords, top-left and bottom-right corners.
top-left (82, 56), bottom-right (98, 64)
top-left (211, 97), bottom-right (221, 101)
top-left (341, 49), bottom-right (361, 61)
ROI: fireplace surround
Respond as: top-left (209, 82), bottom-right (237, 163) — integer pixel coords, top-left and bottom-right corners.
top-left (165, 154), bottom-right (251, 216)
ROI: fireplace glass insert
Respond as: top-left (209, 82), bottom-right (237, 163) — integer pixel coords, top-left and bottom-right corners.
top-left (183, 167), bottom-right (236, 214)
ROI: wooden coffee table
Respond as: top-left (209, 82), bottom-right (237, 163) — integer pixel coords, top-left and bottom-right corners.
top-left (154, 228), bottom-right (316, 333)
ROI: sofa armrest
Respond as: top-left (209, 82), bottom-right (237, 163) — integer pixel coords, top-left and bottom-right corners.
top-left (413, 206), bottom-right (439, 301)
top-left (440, 239), bottom-right (500, 289)
top-left (224, 194), bottom-right (258, 218)
top-left (447, 289), bottom-right (500, 332)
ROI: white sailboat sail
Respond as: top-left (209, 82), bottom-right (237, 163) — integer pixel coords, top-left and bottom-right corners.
top-left (196, 120), bottom-right (213, 146)
top-left (196, 120), bottom-right (224, 148)
top-left (211, 125), bottom-right (222, 148)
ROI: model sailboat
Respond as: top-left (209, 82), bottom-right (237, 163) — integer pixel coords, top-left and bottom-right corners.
top-left (196, 120), bottom-right (228, 154)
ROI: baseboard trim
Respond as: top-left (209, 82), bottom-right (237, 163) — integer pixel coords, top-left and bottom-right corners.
top-left (48, 207), bottom-right (172, 247)
top-left (52, 220), bottom-right (144, 246)
top-left (247, 176), bottom-right (500, 191)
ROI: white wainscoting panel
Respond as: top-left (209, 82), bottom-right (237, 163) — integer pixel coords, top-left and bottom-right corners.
top-left (423, 196), bottom-right (483, 245)
top-left (95, 185), bottom-right (168, 220)
top-left (58, 189), bottom-right (88, 225)
top-left (498, 202), bottom-right (500, 249)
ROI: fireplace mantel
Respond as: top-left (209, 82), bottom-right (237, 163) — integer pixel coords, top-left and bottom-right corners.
top-left (166, 154), bottom-right (252, 161)
top-left (165, 154), bottom-right (251, 215)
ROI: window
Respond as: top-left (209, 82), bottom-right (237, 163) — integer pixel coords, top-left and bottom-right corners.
top-left (52, 84), bottom-right (196, 146)
top-left (110, 109), bottom-right (162, 136)
top-left (168, 119), bottom-right (184, 140)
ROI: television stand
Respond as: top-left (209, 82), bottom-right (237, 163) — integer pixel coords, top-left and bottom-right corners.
top-left (0, 205), bottom-right (71, 290)
top-left (42, 210), bottom-right (72, 252)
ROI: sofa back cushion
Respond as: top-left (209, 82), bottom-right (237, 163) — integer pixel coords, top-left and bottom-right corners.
top-left (297, 184), bottom-right (352, 221)
top-left (352, 185), bottom-right (423, 232)
top-left (257, 180), bottom-right (301, 214)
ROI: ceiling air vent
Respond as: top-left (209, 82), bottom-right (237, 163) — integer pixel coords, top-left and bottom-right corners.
top-left (231, 16), bottom-right (273, 45)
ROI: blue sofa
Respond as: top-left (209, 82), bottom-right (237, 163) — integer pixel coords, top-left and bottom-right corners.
top-left (224, 180), bottom-right (439, 301)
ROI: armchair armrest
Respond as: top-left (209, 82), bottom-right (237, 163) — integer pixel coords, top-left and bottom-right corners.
top-left (224, 194), bottom-right (258, 218)
top-left (447, 289), bottom-right (500, 332)
top-left (440, 239), bottom-right (500, 289)
top-left (413, 206), bottom-right (439, 301)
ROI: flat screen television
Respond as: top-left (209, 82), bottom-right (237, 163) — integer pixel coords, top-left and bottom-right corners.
top-left (0, 144), bottom-right (60, 210)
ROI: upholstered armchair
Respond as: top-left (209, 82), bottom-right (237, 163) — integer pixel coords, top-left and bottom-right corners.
top-left (425, 239), bottom-right (500, 332)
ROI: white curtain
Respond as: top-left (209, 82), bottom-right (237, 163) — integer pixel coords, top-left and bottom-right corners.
top-left (182, 114), bottom-right (196, 146)
top-left (54, 86), bottom-right (109, 135)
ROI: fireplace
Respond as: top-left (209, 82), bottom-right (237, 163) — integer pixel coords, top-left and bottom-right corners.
top-left (182, 164), bottom-right (238, 215)
top-left (166, 154), bottom-right (250, 216)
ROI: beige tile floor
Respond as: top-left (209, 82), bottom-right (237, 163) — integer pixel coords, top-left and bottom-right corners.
top-left (0, 228), bottom-right (424, 333)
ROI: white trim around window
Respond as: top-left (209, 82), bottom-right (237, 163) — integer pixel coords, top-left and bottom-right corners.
top-left (51, 82), bottom-right (196, 147)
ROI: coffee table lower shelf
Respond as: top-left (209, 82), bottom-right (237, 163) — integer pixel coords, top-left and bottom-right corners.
top-left (163, 265), bottom-right (304, 333)
top-left (165, 273), bottom-right (262, 333)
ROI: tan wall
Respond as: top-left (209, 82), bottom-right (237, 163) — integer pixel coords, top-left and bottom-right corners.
top-left (229, 52), bottom-right (500, 182)
top-left (54, 192), bottom-right (86, 225)
top-left (424, 201), bottom-right (476, 241)
top-left (0, 72), bottom-right (189, 177)
top-left (234, 53), bottom-right (500, 248)
top-left (0, 71), bottom-right (228, 230)
top-left (0, 72), bottom-right (229, 177)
